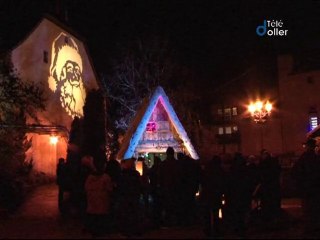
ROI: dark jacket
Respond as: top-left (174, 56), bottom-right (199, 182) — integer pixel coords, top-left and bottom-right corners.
top-left (292, 150), bottom-right (320, 198)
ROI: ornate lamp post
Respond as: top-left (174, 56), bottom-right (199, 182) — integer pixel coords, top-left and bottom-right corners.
top-left (248, 100), bottom-right (272, 123)
top-left (248, 100), bottom-right (273, 149)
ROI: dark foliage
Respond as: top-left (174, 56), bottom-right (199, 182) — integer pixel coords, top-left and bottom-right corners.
top-left (0, 58), bottom-right (45, 211)
top-left (82, 89), bottom-right (107, 162)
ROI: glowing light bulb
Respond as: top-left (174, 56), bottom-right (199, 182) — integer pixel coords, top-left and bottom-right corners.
top-left (255, 101), bottom-right (263, 110)
top-left (248, 103), bottom-right (256, 114)
top-left (50, 136), bottom-right (58, 145)
top-left (265, 102), bottom-right (272, 112)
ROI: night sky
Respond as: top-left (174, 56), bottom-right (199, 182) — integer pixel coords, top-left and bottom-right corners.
top-left (1, 0), bottom-right (320, 90)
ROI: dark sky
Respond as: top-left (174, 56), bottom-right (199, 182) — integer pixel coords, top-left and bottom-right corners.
top-left (1, 0), bottom-right (320, 87)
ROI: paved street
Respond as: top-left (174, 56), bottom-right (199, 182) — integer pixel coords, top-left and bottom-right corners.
top-left (0, 184), bottom-right (315, 239)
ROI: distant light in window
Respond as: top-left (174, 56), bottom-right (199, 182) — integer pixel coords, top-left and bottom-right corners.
top-left (232, 107), bottom-right (237, 116)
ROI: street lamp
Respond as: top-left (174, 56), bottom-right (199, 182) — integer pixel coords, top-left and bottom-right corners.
top-left (248, 100), bottom-right (273, 150)
top-left (248, 100), bottom-right (273, 123)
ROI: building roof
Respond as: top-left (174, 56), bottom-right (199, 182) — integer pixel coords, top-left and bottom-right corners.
top-left (116, 86), bottom-right (199, 160)
top-left (7, 14), bottom-right (104, 93)
top-left (307, 124), bottom-right (320, 138)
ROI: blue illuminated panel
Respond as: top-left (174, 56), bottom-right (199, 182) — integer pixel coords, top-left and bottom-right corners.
top-left (310, 116), bottom-right (318, 131)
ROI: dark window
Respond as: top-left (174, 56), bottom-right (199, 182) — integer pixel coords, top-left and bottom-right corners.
top-left (43, 51), bottom-right (48, 63)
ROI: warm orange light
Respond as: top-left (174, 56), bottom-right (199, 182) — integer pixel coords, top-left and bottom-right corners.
top-left (248, 103), bottom-right (256, 114)
top-left (135, 161), bottom-right (143, 176)
top-left (256, 101), bottom-right (263, 111)
top-left (219, 208), bottom-right (223, 219)
top-left (247, 99), bottom-right (273, 123)
top-left (50, 136), bottom-right (58, 145)
top-left (265, 102), bottom-right (272, 112)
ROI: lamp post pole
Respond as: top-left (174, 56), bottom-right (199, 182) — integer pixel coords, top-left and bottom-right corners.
top-left (260, 123), bottom-right (264, 150)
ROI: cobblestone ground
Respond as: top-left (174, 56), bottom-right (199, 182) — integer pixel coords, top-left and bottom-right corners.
top-left (0, 184), bottom-right (318, 239)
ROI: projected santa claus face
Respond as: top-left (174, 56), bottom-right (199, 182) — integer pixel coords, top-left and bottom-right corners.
top-left (48, 33), bottom-right (86, 118)
top-left (64, 60), bottom-right (81, 87)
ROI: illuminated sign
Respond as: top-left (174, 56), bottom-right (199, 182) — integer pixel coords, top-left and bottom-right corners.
top-left (310, 116), bottom-right (318, 131)
top-left (48, 33), bottom-right (86, 118)
top-left (146, 121), bottom-right (157, 132)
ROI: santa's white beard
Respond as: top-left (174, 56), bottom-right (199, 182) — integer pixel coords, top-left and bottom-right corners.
top-left (60, 78), bottom-right (86, 117)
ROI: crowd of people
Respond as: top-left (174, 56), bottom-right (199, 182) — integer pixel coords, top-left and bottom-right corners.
top-left (55, 146), bottom-right (287, 238)
top-left (292, 138), bottom-right (320, 237)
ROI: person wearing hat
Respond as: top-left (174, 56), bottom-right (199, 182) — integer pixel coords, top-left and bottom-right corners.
top-left (292, 137), bottom-right (320, 236)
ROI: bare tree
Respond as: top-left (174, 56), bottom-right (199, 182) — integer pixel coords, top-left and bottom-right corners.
top-left (102, 37), bottom-right (204, 156)
top-left (103, 37), bottom-right (175, 131)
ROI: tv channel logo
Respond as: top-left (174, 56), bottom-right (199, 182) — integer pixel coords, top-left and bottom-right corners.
top-left (256, 20), bottom-right (288, 37)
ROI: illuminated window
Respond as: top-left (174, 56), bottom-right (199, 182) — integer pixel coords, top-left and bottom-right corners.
top-left (146, 121), bottom-right (157, 132)
top-left (233, 126), bottom-right (238, 132)
top-left (225, 127), bottom-right (232, 134)
top-left (218, 127), bottom-right (224, 135)
top-left (232, 107), bottom-right (237, 116)
top-left (224, 108), bottom-right (231, 120)
top-left (43, 51), bottom-right (48, 63)
top-left (310, 116), bottom-right (318, 130)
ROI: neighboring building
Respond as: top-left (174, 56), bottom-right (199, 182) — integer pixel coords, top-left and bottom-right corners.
top-left (117, 86), bottom-right (199, 165)
top-left (278, 54), bottom-right (320, 155)
top-left (209, 94), bottom-right (264, 156)
top-left (208, 64), bottom-right (281, 156)
top-left (209, 54), bottom-right (320, 158)
top-left (10, 15), bottom-right (99, 175)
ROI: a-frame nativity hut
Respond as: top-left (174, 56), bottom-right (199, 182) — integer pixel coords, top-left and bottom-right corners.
top-left (117, 86), bottom-right (199, 165)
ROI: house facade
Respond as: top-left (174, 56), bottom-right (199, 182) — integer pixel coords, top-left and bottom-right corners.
top-left (209, 54), bottom-right (320, 158)
top-left (11, 16), bottom-right (99, 175)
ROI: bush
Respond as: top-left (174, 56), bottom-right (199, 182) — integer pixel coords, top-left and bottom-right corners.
top-left (0, 172), bottom-right (25, 212)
